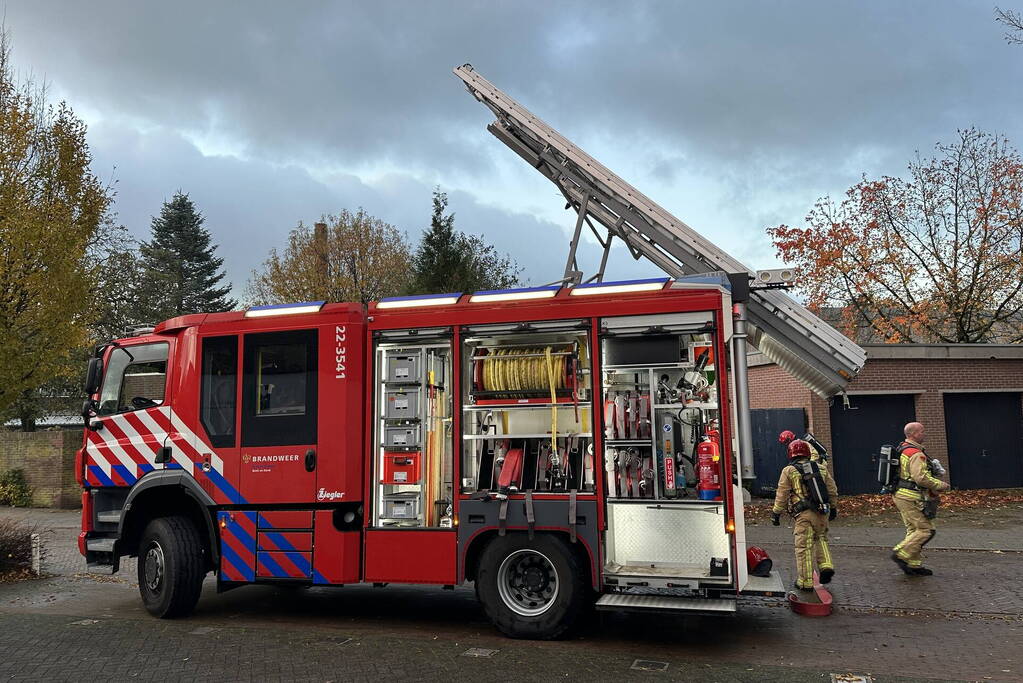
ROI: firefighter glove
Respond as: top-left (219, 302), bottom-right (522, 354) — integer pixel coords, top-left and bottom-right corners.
top-left (829, 505), bottom-right (837, 521)
top-left (771, 513), bottom-right (780, 526)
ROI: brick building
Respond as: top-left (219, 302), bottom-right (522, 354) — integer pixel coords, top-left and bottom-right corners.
top-left (749, 344), bottom-right (1023, 494)
top-left (0, 429), bottom-right (81, 508)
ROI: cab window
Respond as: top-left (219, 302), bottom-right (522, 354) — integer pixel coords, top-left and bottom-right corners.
top-left (242, 330), bottom-right (317, 447)
top-left (97, 343), bottom-right (169, 415)
top-left (201, 336), bottom-right (238, 447)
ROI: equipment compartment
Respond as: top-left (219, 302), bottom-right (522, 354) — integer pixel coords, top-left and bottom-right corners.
top-left (604, 501), bottom-right (731, 583)
top-left (257, 531), bottom-right (312, 552)
top-left (600, 319), bottom-right (722, 502)
top-left (373, 340), bottom-right (454, 528)
top-left (255, 551), bottom-right (312, 579)
top-left (460, 324), bottom-right (594, 494)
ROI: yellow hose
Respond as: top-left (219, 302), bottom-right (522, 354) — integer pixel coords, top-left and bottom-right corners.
top-left (545, 346), bottom-right (557, 453)
top-left (479, 346), bottom-right (569, 393)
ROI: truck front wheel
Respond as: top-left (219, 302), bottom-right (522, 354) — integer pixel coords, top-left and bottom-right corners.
top-left (476, 534), bottom-right (590, 639)
top-left (138, 516), bottom-right (206, 618)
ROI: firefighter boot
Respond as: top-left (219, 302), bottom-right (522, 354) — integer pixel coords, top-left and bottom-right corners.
top-left (819, 568), bottom-right (834, 584)
top-left (911, 567), bottom-right (934, 576)
top-left (890, 552), bottom-right (914, 576)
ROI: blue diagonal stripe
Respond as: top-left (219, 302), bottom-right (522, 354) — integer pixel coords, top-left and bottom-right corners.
top-left (260, 533), bottom-right (312, 576)
top-left (112, 465), bottom-right (137, 485)
top-left (204, 467), bottom-right (246, 505)
top-left (228, 517), bottom-right (256, 550)
top-left (257, 552), bottom-right (290, 578)
top-left (88, 466), bottom-right (115, 487)
top-left (220, 538), bottom-right (255, 582)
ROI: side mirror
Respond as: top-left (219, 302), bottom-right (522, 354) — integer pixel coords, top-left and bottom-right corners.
top-left (84, 358), bottom-right (104, 395)
top-left (81, 398), bottom-right (97, 424)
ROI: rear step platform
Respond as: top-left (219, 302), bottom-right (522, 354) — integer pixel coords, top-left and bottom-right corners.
top-left (741, 570), bottom-right (786, 596)
top-left (596, 593), bottom-right (736, 614)
top-left (86, 538), bottom-right (115, 553)
top-left (96, 510), bottom-right (121, 524)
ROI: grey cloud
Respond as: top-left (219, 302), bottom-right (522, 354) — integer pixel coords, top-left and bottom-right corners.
top-left (11, 1), bottom-right (1023, 181)
top-left (88, 123), bottom-right (655, 299)
top-left (8, 1), bottom-right (1023, 296)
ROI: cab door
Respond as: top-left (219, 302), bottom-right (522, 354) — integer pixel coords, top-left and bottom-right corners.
top-left (239, 329), bottom-right (318, 503)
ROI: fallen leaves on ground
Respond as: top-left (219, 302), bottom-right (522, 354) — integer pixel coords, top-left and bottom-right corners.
top-left (745, 488), bottom-right (1023, 523)
top-left (0, 568), bottom-right (37, 584)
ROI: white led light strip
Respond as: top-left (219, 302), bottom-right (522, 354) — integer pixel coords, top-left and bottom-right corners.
top-left (569, 282), bottom-right (665, 296)
top-left (245, 303), bottom-right (324, 318)
top-left (376, 296), bottom-right (460, 309)
top-left (469, 290), bottom-right (557, 303)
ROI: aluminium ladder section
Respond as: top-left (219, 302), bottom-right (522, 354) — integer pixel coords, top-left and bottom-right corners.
top-left (452, 64), bottom-right (866, 401)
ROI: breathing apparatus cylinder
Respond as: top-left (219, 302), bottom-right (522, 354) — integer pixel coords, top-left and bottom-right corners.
top-left (696, 437), bottom-right (721, 500)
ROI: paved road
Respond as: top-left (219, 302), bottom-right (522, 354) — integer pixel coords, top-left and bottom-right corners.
top-left (1, 508), bottom-right (1020, 681)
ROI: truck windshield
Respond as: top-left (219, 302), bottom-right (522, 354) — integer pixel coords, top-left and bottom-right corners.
top-left (97, 342), bottom-right (170, 415)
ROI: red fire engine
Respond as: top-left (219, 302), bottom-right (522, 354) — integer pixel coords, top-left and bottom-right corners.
top-left (80, 278), bottom-right (763, 637)
top-left (78, 66), bottom-right (865, 639)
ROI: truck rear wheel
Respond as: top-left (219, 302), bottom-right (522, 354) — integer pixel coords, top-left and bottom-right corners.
top-left (138, 516), bottom-right (206, 618)
top-left (476, 534), bottom-right (590, 639)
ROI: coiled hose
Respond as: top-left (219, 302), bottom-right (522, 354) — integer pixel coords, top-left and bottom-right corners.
top-left (479, 345), bottom-right (570, 454)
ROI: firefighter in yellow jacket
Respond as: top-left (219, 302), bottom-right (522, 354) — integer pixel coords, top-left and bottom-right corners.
top-left (891, 422), bottom-right (949, 576)
top-left (772, 439), bottom-right (839, 592)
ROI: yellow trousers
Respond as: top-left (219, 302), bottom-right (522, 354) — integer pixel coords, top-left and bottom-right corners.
top-left (893, 496), bottom-right (935, 568)
top-left (793, 510), bottom-right (832, 589)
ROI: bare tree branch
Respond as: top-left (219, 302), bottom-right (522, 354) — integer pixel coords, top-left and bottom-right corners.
top-left (997, 6), bottom-right (1023, 44)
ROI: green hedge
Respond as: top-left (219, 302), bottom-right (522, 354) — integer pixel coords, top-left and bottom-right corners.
top-left (0, 469), bottom-right (33, 507)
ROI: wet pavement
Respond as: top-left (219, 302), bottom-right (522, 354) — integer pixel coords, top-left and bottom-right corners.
top-left (1, 508), bottom-right (1020, 682)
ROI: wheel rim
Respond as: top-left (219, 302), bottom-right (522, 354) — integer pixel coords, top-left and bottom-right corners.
top-left (144, 541), bottom-right (165, 592)
top-left (496, 549), bottom-right (559, 617)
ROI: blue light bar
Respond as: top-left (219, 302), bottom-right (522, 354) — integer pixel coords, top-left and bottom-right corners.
top-left (469, 285), bottom-right (561, 303)
top-left (569, 277), bottom-right (670, 296)
top-left (376, 292), bottom-right (462, 309)
top-left (245, 301), bottom-right (326, 318)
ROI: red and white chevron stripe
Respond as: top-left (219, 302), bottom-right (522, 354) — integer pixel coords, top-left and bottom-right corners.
top-left (83, 406), bottom-right (223, 487)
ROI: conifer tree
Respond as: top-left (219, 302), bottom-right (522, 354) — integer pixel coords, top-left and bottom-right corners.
top-left (408, 189), bottom-right (520, 294)
top-left (139, 192), bottom-right (236, 320)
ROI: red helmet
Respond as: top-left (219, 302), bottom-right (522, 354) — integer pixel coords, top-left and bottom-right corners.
top-left (778, 430), bottom-right (796, 444)
top-left (747, 546), bottom-right (772, 577)
top-left (788, 439), bottom-right (811, 460)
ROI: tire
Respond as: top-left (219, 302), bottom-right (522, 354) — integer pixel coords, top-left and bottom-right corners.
top-left (137, 516), bottom-right (206, 618)
top-left (476, 533), bottom-right (591, 640)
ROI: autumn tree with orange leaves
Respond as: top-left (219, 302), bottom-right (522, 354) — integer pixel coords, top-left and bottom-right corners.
top-left (768, 129), bottom-right (1023, 343)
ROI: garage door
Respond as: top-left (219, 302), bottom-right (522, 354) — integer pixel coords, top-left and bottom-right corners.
top-left (944, 392), bottom-right (1023, 490)
top-left (830, 394), bottom-right (917, 494)
top-left (751, 408), bottom-right (806, 497)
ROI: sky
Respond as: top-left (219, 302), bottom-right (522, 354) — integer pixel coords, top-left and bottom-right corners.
top-left (7, 1), bottom-right (1023, 300)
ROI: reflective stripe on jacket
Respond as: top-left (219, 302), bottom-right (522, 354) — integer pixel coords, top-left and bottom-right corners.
top-left (894, 440), bottom-right (948, 501)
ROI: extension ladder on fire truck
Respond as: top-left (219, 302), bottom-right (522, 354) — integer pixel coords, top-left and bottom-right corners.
top-left (452, 64), bottom-right (866, 402)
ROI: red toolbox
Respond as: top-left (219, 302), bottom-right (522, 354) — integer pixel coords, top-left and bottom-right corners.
top-left (382, 451), bottom-right (421, 484)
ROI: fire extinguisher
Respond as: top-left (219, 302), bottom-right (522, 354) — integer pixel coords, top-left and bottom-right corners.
top-left (696, 437), bottom-right (721, 501)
